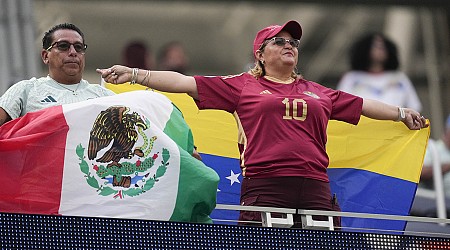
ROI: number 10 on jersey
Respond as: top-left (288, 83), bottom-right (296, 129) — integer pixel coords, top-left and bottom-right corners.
top-left (282, 98), bottom-right (307, 121)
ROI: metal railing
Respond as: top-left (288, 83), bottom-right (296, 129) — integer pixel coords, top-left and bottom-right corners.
top-left (214, 203), bottom-right (450, 238)
top-left (415, 138), bottom-right (447, 221)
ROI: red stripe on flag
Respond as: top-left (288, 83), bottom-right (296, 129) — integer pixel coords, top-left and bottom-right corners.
top-left (0, 106), bottom-right (68, 215)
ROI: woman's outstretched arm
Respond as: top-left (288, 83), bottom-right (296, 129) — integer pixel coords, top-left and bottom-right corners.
top-left (97, 65), bottom-right (199, 99)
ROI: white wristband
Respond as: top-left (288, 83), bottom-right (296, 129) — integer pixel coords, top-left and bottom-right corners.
top-left (396, 107), bottom-right (406, 122)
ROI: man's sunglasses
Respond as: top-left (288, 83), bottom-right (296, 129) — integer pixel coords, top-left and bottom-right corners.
top-left (46, 41), bottom-right (88, 53)
top-left (266, 37), bottom-right (300, 48)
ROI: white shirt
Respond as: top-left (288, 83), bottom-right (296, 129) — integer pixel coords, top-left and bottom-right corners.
top-left (422, 139), bottom-right (450, 197)
top-left (0, 76), bottom-right (115, 119)
top-left (337, 71), bottom-right (422, 112)
top-left (423, 140), bottom-right (450, 167)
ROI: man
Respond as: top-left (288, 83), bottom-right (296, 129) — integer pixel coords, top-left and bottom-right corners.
top-left (0, 23), bottom-right (114, 126)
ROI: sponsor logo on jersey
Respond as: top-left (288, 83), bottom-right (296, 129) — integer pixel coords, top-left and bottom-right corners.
top-left (40, 96), bottom-right (57, 103)
top-left (259, 90), bottom-right (272, 95)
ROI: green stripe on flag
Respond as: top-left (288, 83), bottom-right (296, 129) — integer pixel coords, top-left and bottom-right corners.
top-left (169, 147), bottom-right (219, 223)
top-left (163, 104), bottom-right (194, 154)
top-left (162, 102), bottom-right (219, 223)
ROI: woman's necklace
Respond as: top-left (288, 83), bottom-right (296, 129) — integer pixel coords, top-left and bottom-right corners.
top-left (264, 75), bottom-right (295, 84)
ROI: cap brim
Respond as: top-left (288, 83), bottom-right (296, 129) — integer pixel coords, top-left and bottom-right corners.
top-left (281, 20), bottom-right (302, 40)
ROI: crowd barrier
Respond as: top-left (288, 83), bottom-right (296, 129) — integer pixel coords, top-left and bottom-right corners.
top-left (2, 205), bottom-right (450, 249)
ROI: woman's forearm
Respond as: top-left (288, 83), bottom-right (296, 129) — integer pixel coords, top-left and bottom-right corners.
top-left (97, 66), bottom-right (199, 99)
top-left (361, 99), bottom-right (399, 121)
top-left (362, 98), bottom-right (428, 130)
top-left (137, 70), bottom-right (198, 99)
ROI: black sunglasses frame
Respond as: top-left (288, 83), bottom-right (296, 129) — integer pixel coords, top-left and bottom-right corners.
top-left (46, 41), bottom-right (88, 53)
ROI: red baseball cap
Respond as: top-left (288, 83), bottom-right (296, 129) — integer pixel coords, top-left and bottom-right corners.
top-left (253, 20), bottom-right (302, 58)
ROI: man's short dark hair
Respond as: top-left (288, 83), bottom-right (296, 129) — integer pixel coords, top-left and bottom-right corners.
top-left (42, 23), bottom-right (85, 49)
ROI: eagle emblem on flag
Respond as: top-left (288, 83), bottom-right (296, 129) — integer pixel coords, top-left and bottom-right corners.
top-left (76, 106), bottom-right (171, 199)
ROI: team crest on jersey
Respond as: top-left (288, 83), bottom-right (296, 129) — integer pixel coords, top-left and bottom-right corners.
top-left (303, 91), bottom-right (320, 99)
top-left (76, 106), bottom-right (170, 199)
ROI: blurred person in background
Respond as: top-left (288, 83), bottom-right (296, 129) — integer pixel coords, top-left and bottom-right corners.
top-left (0, 23), bottom-right (114, 127)
top-left (420, 115), bottom-right (450, 196)
top-left (337, 32), bottom-right (422, 112)
top-left (122, 40), bottom-right (155, 70)
top-left (158, 41), bottom-right (189, 74)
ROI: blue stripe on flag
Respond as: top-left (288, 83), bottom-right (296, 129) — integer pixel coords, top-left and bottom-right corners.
top-left (200, 153), bottom-right (241, 224)
top-left (328, 168), bottom-right (417, 232)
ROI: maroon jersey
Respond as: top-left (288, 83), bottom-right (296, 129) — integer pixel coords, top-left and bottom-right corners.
top-left (194, 73), bottom-right (363, 182)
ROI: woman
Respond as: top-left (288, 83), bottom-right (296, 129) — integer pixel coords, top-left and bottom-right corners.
top-left (337, 33), bottom-right (422, 112)
top-left (97, 20), bottom-right (427, 228)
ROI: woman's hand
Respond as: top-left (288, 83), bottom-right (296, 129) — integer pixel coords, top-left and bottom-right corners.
top-left (96, 65), bottom-right (132, 84)
top-left (401, 108), bottom-right (429, 130)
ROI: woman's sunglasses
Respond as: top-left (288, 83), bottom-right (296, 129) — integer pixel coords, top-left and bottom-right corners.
top-left (265, 37), bottom-right (300, 48)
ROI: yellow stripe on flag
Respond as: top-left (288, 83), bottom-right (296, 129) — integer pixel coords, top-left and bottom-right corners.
top-left (327, 117), bottom-right (430, 183)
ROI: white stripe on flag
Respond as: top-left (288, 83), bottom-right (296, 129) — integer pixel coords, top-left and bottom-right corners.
top-left (59, 91), bottom-right (181, 220)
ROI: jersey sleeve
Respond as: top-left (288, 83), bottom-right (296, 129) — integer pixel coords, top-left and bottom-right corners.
top-left (0, 80), bottom-right (30, 119)
top-left (323, 85), bottom-right (363, 125)
top-left (193, 74), bottom-right (246, 113)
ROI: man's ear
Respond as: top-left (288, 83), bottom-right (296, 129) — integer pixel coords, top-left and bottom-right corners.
top-left (41, 50), bottom-right (49, 64)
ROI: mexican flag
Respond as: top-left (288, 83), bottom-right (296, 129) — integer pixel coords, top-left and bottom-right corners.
top-left (0, 90), bottom-right (219, 223)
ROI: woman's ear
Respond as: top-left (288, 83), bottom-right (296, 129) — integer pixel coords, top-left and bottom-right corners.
top-left (255, 50), bottom-right (263, 62)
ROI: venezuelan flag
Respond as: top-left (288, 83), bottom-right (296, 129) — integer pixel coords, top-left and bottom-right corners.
top-left (104, 82), bottom-right (430, 231)
top-left (327, 117), bottom-right (429, 232)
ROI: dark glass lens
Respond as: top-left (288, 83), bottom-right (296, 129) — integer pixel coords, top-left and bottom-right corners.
top-left (289, 39), bottom-right (300, 48)
top-left (272, 37), bottom-right (300, 48)
top-left (72, 43), bottom-right (85, 52)
top-left (52, 41), bottom-right (87, 53)
top-left (56, 42), bottom-right (71, 51)
top-left (273, 37), bottom-right (287, 46)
